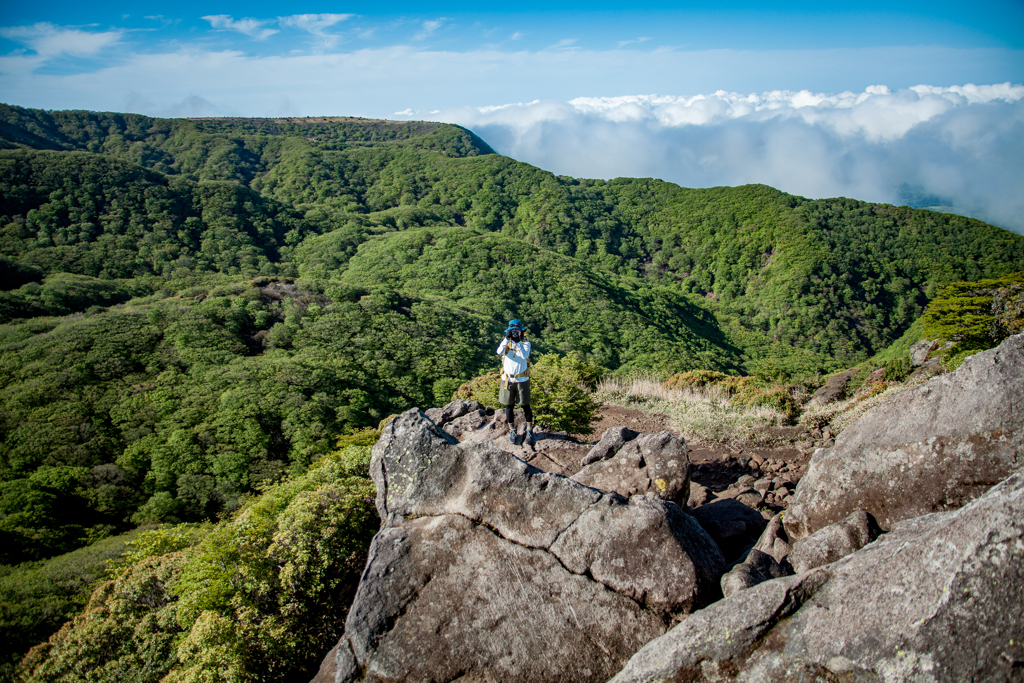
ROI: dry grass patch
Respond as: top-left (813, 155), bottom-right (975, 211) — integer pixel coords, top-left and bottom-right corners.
top-left (798, 374), bottom-right (931, 436)
top-left (596, 375), bottom-right (793, 447)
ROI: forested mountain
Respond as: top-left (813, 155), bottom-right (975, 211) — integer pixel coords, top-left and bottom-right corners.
top-left (0, 102), bottom-right (1022, 573)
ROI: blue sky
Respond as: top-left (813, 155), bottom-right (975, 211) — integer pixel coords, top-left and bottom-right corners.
top-left (1, 1), bottom-right (1022, 230)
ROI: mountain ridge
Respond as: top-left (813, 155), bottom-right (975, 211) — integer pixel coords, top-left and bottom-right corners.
top-left (0, 102), bottom-right (1021, 570)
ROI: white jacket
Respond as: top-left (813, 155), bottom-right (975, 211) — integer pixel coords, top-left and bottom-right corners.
top-left (496, 338), bottom-right (531, 382)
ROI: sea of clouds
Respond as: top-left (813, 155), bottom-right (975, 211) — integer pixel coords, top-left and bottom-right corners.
top-left (421, 84), bottom-right (1024, 232)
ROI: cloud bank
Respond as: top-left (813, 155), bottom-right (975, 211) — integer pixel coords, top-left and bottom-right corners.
top-left (427, 84), bottom-right (1024, 232)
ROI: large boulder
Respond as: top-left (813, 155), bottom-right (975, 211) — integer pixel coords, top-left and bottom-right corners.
top-left (785, 332), bottom-right (1024, 541)
top-left (611, 468), bottom-right (1024, 683)
top-left (808, 369), bottom-right (857, 406)
top-left (719, 548), bottom-right (787, 598)
top-left (572, 431), bottom-right (691, 509)
top-left (325, 408), bottom-right (725, 683)
top-left (787, 509), bottom-right (882, 574)
top-left (580, 426), bottom-right (640, 466)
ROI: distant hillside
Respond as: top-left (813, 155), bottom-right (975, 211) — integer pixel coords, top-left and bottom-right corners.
top-left (0, 103), bottom-right (1021, 565)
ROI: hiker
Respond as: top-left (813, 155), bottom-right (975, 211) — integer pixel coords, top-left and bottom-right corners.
top-left (497, 319), bottom-right (534, 445)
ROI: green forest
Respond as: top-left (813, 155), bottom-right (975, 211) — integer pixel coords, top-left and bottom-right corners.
top-left (0, 102), bottom-right (1022, 680)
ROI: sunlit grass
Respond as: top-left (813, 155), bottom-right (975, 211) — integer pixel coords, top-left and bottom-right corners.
top-left (597, 370), bottom-right (928, 447)
top-left (595, 374), bottom-right (791, 447)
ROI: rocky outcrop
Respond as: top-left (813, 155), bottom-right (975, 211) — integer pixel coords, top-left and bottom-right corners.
top-left (581, 426), bottom-right (640, 466)
top-left (909, 338), bottom-right (937, 366)
top-left (611, 468), bottom-right (1024, 683)
top-left (787, 509), bottom-right (881, 574)
top-left (326, 408), bottom-right (725, 683)
top-left (808, 369), bottom-right (857, 406)
top-left (423, 399), bottom-right (491, 439)
top-left (572, 431), bottom-right (691, 509)
top-left (785, 332), bottom-right (1024, 541)
top-left (719, 548), bottom-right (787, 598)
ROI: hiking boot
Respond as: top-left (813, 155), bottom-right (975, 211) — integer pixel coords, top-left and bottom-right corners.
top-left (524, 423), bottom-right (535, 445)
top-left (508, 428), bottom-right (518, 445)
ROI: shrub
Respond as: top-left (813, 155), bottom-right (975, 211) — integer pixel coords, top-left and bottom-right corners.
top-left (18, 551), bottom-right (187, 683)
top-left (331, 427), bottom-right (382, 449)
top-left (882, 355), bottom-right (912, 382)
top-left (0, 529), bottom-right (158, 681)
top-left (453, 372), bottom-right (501, 408)
top-left (455, 353), bottom-right (602, 434)
top-left (168, 449), bottom-right (377, 681)
top-left (529, 353), bottom-right (603, 435)
top-left (922, 271), bottom-right (1024, 367)
top-left (18, 447), bottom-right (379, 683)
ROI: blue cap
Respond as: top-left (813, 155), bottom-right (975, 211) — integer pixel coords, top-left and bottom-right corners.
top-left (506, 319), bottom-right (525, 333)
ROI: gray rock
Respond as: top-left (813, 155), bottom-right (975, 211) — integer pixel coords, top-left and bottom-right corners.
top-left (786, 332), bottom-right (1024, 541)
top-left (690, 498), bottom-right (767, 564)
top-left (331, 408), bottom-right (725, 683)
top-left (734, 490), bottom-right (763, 508)
top-left (611, 468), bottom-right (1024, 683)
top-left (580, 426), bottom-right (640, 466)
top-left (752, 512), bottom-right (792, 563)
top-left (549, 495), bottom-right (725, 615)
top-left (735, 474), bottom-right (756, 487)
top-left (442, 408), bottom-right (490, 439)
top-left (572, 431), bottom-right (691, 509)
top-left (909, 337), bottom-right (937, 366)
top-left (424, 399), bottom-right (486, 428)
top-left (720, 548), bottom-right (788, 597)
top-left (787, 509), bottom-right (882, 573)
top-left (687, 481), bottom-right (712, 508)
top-left (809, 369), bottom-right (857, 406)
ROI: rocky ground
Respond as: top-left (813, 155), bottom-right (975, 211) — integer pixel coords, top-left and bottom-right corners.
top-left (449, 402), bottom-right (813, 521)
top-left (316, 334), bottom-right (1024, 683)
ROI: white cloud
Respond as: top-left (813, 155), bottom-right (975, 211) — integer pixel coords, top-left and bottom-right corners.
top-left (435, 85), bottom-right (1024, 232)
top-left (0, 22), bottom-right (122, 58)
top-left (415, 19), bottom-right (446, 40)
top-left (548, 38), bottom-right (577, 50)
top-left (202, 15), bottom-right (278, 40)
top-left (0, 37), bottom-right (1020, 231)
top-left (510, 32), bottom-right (524, 41)
top-left (278, 13), bottom-right (353, 49)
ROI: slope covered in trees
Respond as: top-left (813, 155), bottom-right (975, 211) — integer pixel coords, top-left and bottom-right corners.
top-left (0, 102), bottom-right (1021, 582)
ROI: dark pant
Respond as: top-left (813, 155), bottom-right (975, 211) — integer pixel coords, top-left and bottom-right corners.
top-left (502, 381), bottom-right (533, 427)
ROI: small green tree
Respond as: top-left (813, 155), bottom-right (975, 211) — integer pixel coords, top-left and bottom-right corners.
top-left (529, 353), bottom-right (603, 435)
top-left (922, 272), bottom-right (1024, 369)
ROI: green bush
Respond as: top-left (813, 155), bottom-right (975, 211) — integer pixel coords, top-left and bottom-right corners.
top-left (529, 353), bottom-right (603, 435)
top-left (454, 354), bottom-right (602, 434)
top-left (453, 372), bottom-right (501, 408)
top-left (18, 447), bottom-right (379, 683)
top-left (922, 272), bottom-right (1024, 366)
top-left (882, 355), bottom-right (912, 382)
top-left (0, 530), bottom-right (154, 681)
top-left (18, 551), bottom-right (187, 683)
